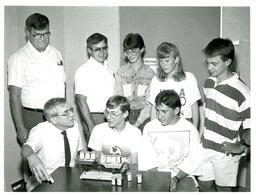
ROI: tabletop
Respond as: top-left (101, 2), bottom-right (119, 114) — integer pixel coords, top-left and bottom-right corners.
top-left (33, 166), bottom-right (172, 192)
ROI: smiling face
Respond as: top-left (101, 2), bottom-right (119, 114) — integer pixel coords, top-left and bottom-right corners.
top-left (104, 106), bottom-right (127, 129)
top-left (124, 47), bottom-right (144, 64)
top-left (88, 40), bottom-right (108, 64)
top-left (52, 103), bottom-right (75, 130)
top-left (156, 103), bottom-right (180, 126)
top-left (26, 26), bottom-right (50, 52)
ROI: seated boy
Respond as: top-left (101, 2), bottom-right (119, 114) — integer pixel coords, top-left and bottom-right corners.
top-left (88, 95), bottom-right (142, 171)
top-left (139, 90), bottom-right (202, 191)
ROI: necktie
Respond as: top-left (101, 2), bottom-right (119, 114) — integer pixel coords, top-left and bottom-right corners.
top-left (61, 130), bottom-right (71, 167)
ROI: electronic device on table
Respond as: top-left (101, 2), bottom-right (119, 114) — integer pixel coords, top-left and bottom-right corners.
top-left (76, 150), bottom-right (128, 181)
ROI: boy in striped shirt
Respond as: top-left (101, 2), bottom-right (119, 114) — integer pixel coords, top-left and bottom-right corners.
top-left (198, 38), bottom-right (250, 192)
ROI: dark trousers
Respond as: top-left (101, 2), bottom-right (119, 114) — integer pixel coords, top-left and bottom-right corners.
top-left (22, 108), bottom-right (45, 132)
top-left (175, 177), bottom-right (198, 192)
top-left (22, 107), bottom-right (45, 185)
top-left (83, 113), bottom-right (106, 145)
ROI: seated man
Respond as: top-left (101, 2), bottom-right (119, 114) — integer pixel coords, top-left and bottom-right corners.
top-left (139, 90), bottom-right (202, 192)
top-left (21, 98), bottom-right (83, 191)
top-left (88, 95), bottom-right (142, 171)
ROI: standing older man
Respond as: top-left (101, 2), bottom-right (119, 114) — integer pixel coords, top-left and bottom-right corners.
top-left (8, 13), bottom-right (66, 146)
top-left (75, 33), bottom-right (115, 143)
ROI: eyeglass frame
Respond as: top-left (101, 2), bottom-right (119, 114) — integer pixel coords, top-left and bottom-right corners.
top-left (103, 110), bottom-right (123, 118)
top-left (124, 48), bottom-right (140, 56)
top-left (90, 46), bottom-right (108, 53)
top-left (57, 107), bottom-right (74, 117)
top-left (29, 31), bottom-right (51, 40)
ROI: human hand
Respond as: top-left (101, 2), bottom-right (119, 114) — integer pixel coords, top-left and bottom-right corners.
top-left (221, 141), bottom-right (246, 155)
top-left (120, 162), bottom-right (129, 173)
top-left (169, 176), bottom-right (178, 192)
top-left (27, 154), bottom-right (52, 183)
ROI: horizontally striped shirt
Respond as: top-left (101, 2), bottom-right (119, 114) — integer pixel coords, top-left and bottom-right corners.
top-left (201, 73), bottom-right (250, 153)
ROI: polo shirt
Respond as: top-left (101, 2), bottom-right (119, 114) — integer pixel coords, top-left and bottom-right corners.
top-left (201, 73), bottom-right (250, 153)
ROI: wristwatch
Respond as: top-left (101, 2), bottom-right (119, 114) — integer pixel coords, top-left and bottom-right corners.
top-left (240, 139), bottom-right (250, 147)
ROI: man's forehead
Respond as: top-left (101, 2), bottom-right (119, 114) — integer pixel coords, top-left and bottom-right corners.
top-left (30, 26), bottom-right (49, 33)
top-left (91, 40), bottom-right (107, 48)
top-left (156, 103), bottom-right (170, 110)
top-left (206, 55), bottom-right (222, 62)
top-left (55, 103), bottom-right (70, 111)
top-left (106, 106), bottom-right (121, 112)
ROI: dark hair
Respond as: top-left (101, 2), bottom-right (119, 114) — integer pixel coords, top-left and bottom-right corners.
top-left (156, 42), bottom-right (185, 82)
top-left (203, 38), bottom-right (235, 63)
top-left (106, 95), bottom-right (130, 114)
top-left (155, 90), bottom-right (181, 110)
top-left (43, 98), bottom-right (67, 121)
top-left (25, 13), bottom-right (49, 32)
top-left (86, 33), bottom-right (108, 48)
top-left (123, 33), bottom-right (145, 50)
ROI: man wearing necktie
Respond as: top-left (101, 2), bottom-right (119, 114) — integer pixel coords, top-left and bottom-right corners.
top-left (21, 98), bottom-right (83, 191)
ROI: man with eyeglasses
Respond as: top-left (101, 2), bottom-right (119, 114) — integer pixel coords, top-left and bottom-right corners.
top-left (75, 33), bottom-right (115, 143)
top-left (139, 90), bottom-right (202, 192)
top-left (7, 13), bottom-right (66, 147)
top-left (88, 95), bottom-right (142, 170)
top-left (21, 98), bottom-right (83, 191)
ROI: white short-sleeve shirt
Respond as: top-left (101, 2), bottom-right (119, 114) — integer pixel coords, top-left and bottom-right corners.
top-left (74, 58), bottom-right (115, 112)
top-left (25, 121), bottom-right (83, 175)
top-left (8, 41), bottom-right (66, 109)
top-left (88, 122), bottom-right (142, 154)
top-left (149, 72), bottom-right (201, 119)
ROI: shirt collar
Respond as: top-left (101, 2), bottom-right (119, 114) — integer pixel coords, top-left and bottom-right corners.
top-left (89, 57), bottom-right (108, 67)
top-left (27, 40), bottom-right (50, 54)
top-left (212, 72), bottom-right (239, 85)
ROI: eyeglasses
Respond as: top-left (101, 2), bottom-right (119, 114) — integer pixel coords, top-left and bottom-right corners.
top-left (30, 31), bottom-right (51, 40)
top-left (58, 107), bottom-right (74, 117)
top-left (124, 48), bottom-right (140, 56)
top-left (90, 46), bottom-right (108, 53)
top-left (103, 110), bottom-right (122, 118)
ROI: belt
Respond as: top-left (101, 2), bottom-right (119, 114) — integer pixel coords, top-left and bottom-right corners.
top-left (91, 112), bottom-right (104, 114)
top-left (23, 107), bottom-right (43, 113)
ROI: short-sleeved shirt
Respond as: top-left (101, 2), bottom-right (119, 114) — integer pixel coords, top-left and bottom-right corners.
top-left (8, 41), bottom-right (66, 109)
top-left (25, 121), bottom-right (83, 174)
top-left (114, 63), bottom-right (155, 110)
top-left (201, 73), bottom-right (250, 153)
top-left (75, 57), bottom-right (115, 112)
top-left (149, 72), bottom-right (201, 119)
top-left (88, 122), bottom-right (142, 154)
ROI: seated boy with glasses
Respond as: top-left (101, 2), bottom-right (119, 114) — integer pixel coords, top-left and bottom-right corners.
top-left (88, 95), bottom-right (142, 171)
top-left (21, 98), bottom-right (83, 191)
